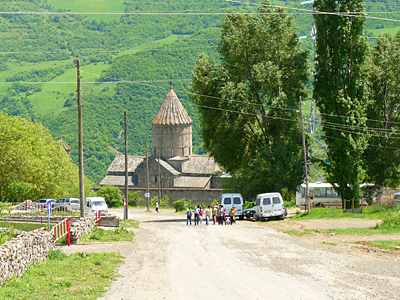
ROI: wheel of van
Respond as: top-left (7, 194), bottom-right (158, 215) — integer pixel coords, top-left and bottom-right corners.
top-left (255, 215), bottom-right (259, 221)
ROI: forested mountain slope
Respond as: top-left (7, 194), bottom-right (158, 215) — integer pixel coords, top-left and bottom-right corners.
top-left (1, 0), bottom-right (399, 184)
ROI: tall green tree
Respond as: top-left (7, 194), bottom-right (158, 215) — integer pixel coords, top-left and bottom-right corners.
top-left (364, 32), bottom-right (400, 189)
top-left (191, 2), bottom-right (308, 199)
top-left (314, 0), bottom-right (367, 202)
top-left (0, 113), bottom-right (83, 201)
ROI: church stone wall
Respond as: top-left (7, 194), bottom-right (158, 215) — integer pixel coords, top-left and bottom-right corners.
top-left (152, 124), bottom-right (192, 158)
top-left (130, 188), bottom-right (224, 206)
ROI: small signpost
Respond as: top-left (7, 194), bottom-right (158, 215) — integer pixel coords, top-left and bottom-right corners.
top-left (124, 198), bottom-right (127, 226)
top-left (46, 199), bottom-right (52, 231)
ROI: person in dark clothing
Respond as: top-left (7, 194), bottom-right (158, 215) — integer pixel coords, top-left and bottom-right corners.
top-left (186, 208), bottom-right (192, 225)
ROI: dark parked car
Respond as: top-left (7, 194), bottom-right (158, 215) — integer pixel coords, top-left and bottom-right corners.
top-left (244, 207), bottom-right (256, 219)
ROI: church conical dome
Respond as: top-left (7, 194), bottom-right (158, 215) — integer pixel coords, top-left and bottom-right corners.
top-left (151, 88), bottom-right (193, 126)
top-left (151, 88), bottom-right (193, 158)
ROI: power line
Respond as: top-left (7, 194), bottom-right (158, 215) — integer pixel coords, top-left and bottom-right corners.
top-left (0, 45), bottom-right (216, 55)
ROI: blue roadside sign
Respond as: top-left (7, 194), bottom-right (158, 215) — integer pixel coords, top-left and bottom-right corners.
top-left (47, 199), bottom-right (52, 215)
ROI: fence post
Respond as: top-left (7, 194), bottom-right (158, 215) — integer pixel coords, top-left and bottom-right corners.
top-left (67, 218), bottom-right (70, 246)
top-left (361, 198), bottom-right (363, 212)
top-left (98, 210), bottom-right (101, 227)
top-left (352, 199), bottom-right (354, 209)
top-left (336, 201), bottom-right (338, 209)
top-left (328, 201), bottom-right (330, 208)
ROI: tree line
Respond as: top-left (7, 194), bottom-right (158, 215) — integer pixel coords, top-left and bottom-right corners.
top-left (192, 0), bottom-right (400, 202)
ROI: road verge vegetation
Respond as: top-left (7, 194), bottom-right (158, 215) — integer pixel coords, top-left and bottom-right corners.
top-left (81, 226), bottom-right (135, 243)
top-left (0, 250), bottom-right (123, 300)
top-left (292, 205), bottom-right (400, 221)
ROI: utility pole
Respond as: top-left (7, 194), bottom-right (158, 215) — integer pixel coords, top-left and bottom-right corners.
top-left (158, 149), bottom-right (161, 206)
top-left (145, 139), bottom-right (150, 211)
top-left (300, 96), bottom-right (310, 214)
top-left (124, 110), bottom-right (128, 220)
top-left (76, 60), bottom-right (85, 218)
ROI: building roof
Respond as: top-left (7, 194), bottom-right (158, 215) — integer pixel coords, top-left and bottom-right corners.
top-left (100, 175), bottom-right (135, 186)
top-left (107, 155), bottom-right (145, 173)
top-left (151, 88), bottom-right (193, 126)
top-left (174, 176), bottom-right (211, 188)
top-left (155, 158), bottom-right (180, 176)
top-left (179, 155), bottom-right (220, 175)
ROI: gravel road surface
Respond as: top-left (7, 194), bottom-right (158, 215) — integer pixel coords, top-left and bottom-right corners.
top-left (69, 209), bottom-right (400, 300)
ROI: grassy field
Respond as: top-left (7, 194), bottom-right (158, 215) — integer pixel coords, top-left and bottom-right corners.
top-left (0, 250), bottom-right (123, 300)
top-left (0, 221), bottom-right (49, 232)
top-left (26, 34), bottom-right (180, 114)
top-left (47, 0), bottom-right (125, 22)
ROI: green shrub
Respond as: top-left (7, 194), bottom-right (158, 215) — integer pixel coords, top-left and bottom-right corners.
top-left (97, 185), bottom-right (123, 207)
top-left (150, 195), bottom-right (170, 208)
top-left (381, 214), bottom-right (400, 228)
top-left (173, 198), bottom-right (192, 212)
top-left (284, 199), bottom-right (296, 208)
top-left (128, 190), bottom-right (143, 207)
top-left (244, 202), bottom-right (255, 209)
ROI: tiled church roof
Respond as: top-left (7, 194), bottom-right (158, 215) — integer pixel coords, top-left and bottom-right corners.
top-left (151, 88), bottom-right (193, 125)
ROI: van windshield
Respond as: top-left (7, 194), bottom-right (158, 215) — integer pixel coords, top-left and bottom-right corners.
top-left (93, 200), bottom-right (106, 206)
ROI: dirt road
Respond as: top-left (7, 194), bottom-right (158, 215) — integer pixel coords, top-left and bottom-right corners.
top-left (66, 209), bottom-right (400, 300)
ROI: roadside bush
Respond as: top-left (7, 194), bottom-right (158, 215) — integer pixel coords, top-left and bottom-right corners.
top-left (284, 199), bottom-right (296, 208)
top-left (244, 202), bottom-right (255, 209)
top-left (381, 214), bottom-right (400, 228)
top-left (173, 198), bottom-right (192, 212)
top-left (97, 185), bottom-right (123, 207)
top-left (128, 190), bottom-right (143, 207)
top-left (151, 195), bottom-right (170, 208)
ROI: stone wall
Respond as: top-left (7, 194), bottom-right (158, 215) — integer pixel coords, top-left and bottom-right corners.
top-left (69, 213), bottom-right (96, 244)
top-left (0, 230), bottom-right (54, 287)
top-left (131, 187), bottom-right (224, 206)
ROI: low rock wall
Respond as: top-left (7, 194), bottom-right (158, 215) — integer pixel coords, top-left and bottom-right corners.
top-left (0, 230), bottom-right (54, 287)
top-left (69, 213), bottom-right (96, 243)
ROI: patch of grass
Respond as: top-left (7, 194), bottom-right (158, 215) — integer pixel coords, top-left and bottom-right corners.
top-left (47, 0), bottom-right (125, 21)
top-left (81, 226), bottom-right (134, 243)
top-left (291, 205), bottom-right (400, 221)
top-left (121, 219), bottom-right (139, 229)
top-left (368, 240), bottom-right (400, 251)
top-left (0, 222), bottom-right (49, 232)
top-left (321, 241), bottom-right (337, 246)
top-left (283, 230), bottom-right (306, 236)
top-left (0, 249), bottom-right (123, 300)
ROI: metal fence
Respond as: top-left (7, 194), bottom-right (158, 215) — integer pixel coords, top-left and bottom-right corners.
top-left (2, 201), bottom-right (80, 218)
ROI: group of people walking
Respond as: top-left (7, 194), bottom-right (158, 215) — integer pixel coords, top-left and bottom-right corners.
top-left (186, 203), bottom-right (237, 226)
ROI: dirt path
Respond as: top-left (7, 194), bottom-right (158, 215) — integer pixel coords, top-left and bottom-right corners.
top-left (61, 209), bottom-right (400, 300)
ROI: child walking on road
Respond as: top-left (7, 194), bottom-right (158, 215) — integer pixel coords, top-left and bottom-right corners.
top-left (186, 208), bottom-right (192, 225)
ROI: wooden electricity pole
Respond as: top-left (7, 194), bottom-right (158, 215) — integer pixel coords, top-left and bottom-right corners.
top-left (158, 149), bottom-right (161, 206)
top-left (124, 110), bottom-right (128, 220)
top-left (76, 60), bottom-right (85, 217)
top-left (145, 139), bottom-right (150, 211)
top-left (300, 96), bottom-right (310, 215)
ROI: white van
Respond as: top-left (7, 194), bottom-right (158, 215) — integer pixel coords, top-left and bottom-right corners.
top-left (85, 197), bottom-right (108, 213)
top-left (254, 192), bottom-right (285, 221)
top-left (220, 193), bottom-right (244, 220)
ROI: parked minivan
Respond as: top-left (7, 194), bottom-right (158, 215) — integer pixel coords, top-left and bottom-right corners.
top-left (254, 192), bottom-right (285, 221)
top-left (220, 193), bottom-right (244, 220)
top-left (85, 197), bottom-right (108, 213)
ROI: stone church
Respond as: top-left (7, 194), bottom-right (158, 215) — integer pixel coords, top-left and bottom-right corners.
top-left (99, 87), bottom-right (224, 203)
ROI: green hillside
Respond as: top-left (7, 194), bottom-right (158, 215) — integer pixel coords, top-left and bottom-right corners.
top-left (1, 0), bottom-right (400, 185)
